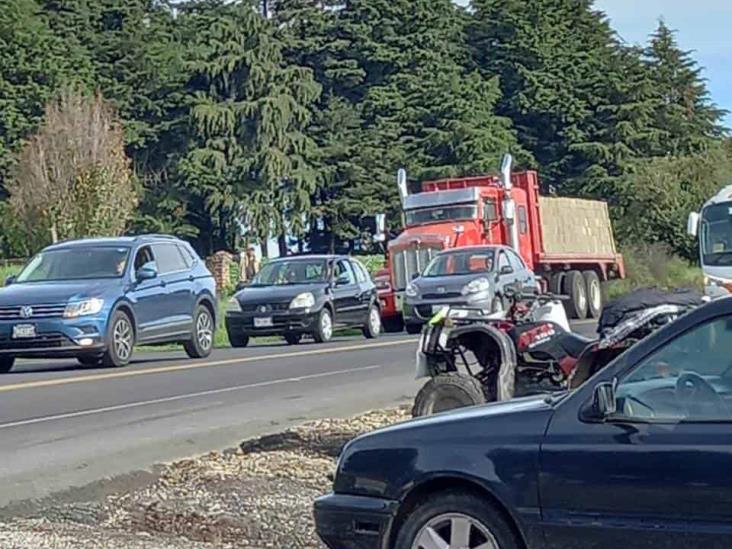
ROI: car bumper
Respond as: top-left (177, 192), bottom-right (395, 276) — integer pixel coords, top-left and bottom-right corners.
top-left (225, 309), bottom-right (320, 337)
top-left (404, 296), bottom-right (492, 323)
top-left (314, 493), bottom-right (398, 549)
top-left (0, 316), bottom-right (107, 358)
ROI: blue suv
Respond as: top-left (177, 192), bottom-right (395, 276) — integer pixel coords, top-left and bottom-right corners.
top-left (0, 235), bottom-right (217, 372)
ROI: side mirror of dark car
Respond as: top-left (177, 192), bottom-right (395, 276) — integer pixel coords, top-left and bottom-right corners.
top-left (500, 265), bottom-right (513, 276)
top-left (589, 380), bottom-right (617, 419)
top-left (4, 275), bottom-right (15, 286)
top-left (136, 265), bottom-right (158, 282)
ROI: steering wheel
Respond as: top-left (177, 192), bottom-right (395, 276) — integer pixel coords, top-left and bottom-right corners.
top-left (675, 372), bottom-right (729, 419)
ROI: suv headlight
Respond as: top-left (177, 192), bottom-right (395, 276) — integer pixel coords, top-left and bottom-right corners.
top-left (63, 298), bottom-right (104, 318)
top-left (290, 292), bottom-right (315, 309)
top-left (461, 277), bottom-right (490, 296)
top-left (227, 297), bottom-right (242, 312)
top-left (405, 283), bottom-right (419, 298)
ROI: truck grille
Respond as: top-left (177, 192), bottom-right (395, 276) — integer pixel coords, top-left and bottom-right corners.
top-left (392, 247), bottom-right (438, 290)
top-left (0, 304), bottom-right (66, 320)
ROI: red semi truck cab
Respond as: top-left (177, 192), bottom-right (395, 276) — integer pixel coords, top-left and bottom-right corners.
top-left (378, 166), bottom-right (624, 331)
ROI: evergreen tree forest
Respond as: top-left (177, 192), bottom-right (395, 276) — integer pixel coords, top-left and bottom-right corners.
top-left (0, 0), bottom-right (728, 259)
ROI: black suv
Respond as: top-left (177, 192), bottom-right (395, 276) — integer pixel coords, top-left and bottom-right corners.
top-left (225, 255), bottom-right (380, 346)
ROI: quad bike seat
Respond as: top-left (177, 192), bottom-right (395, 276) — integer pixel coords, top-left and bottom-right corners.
top-left (558, 331), bottom-right (595, 358)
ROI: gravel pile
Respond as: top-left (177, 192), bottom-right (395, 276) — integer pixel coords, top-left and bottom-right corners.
top-left (0, 407), bottom-right (409, 549)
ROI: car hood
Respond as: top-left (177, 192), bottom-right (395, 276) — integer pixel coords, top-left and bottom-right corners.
top-left (0, 280), bottom-right (119, 306)
top-left (236, 283), bottom-right (327, 303)
top-left (412, 273), bottom-right (494, 294)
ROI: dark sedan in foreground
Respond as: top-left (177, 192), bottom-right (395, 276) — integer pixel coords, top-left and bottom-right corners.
top-left (315, 296), bottom-right (732, 549)
top-left (225, 255), bottom-right (380, 346)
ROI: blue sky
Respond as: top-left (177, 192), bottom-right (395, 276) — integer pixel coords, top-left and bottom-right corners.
top-left (455, 0), bottom-right (732, 128)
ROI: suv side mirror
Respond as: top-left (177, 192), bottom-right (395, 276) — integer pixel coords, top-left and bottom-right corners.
top-left (500, 265), bottom-right (513, 276)
top-left (136, 265), bottom-right (158, 282)
top-left (4, 275), bottom-right (15, 286)
top-left (591, 380), bottom-right (617, 419)
top-left (687, 212), bottom-right (700, 237)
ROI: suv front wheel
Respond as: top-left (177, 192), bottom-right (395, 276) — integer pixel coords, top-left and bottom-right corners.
top-left (185, 305), bottom-right (214, 359)
top-left (103, 310), bottom-right (134, 368)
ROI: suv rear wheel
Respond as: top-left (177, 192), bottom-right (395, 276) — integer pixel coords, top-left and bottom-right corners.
top-left (103, 310), bottom-right (134, 368)
top-left (185, 305), bottom-right (214, 359)
top-left (0, 356), bottom-right (14, 374)
top-left (395, 490), bottom-right (520, 549)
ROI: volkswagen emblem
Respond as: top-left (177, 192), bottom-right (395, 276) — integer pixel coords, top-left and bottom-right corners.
top-left (258, 305), bottom-right (268, 313)
top-left (436, 287), bottom-right (446, 294)
top-left (20, 306), bottom-right (33, 319)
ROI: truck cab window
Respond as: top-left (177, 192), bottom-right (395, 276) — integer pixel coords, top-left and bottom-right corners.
top-left (483, 200), bottom-right (498, 223)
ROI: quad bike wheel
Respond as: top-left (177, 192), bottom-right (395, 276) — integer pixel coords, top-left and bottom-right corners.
top-left (412, 374), bottom-right (487, 417)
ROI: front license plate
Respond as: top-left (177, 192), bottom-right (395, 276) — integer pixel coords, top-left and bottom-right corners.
top-left (254, 317), bottom-right (273, 328)
top-left (12, 324), bottom-right (36, 339)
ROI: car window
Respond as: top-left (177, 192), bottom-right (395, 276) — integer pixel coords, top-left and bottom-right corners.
top-left (177, 244), bottom-right (195, 268)
top-left (133, 246), bottom-right (156, 272)
top-left (506, 249), bottom-right (525, 271)
top-left (351, 260), bottom-right (368, 284)
top-left (498, 252), bottom-right (510, 272)
top-left (616, 315), bottom-right (732, 422)
top-left (17, 247), bottom-right (130, 282)
top-left (334, 260), bottom-right (356, 285)
top-left (152, 243), bottom-right (188, 274)
top-left (423, 249), bottom-right (494, 277)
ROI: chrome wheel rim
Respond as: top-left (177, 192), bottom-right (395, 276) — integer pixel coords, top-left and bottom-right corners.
top-left (369, 307), bottom-right (381, 334)
top-left (113, 318), bottom-right (133, 361)
top-left (590, 279), bottom-right (601, 312)
top-left (577, 285), bottom-right (587, 313)
top-left (321, 311), bottom-right (333, 340)
top-left (197, 310), bottom-right (213, 351)
top-left (412, 513), bottom-right (499, 549)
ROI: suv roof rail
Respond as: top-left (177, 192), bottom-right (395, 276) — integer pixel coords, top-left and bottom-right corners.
top-left (133, 234), bottom-right (179, 241)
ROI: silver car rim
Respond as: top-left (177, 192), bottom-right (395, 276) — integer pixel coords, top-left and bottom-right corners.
top-left (369, 307), bottom-right (381, 334)
top-left (113, 318), bottom-right (133, 361)
top-left (197, 310), bottom-right (213, 351)
top-left (589, 279), bottom-right (601, 312)
top-left (321, 311), bottom-right (333, 340)
top-left (412, 513), bottom-right (499, 549)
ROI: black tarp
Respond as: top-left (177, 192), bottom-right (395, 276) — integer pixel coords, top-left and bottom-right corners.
top-left (598, 287), bottom-right (704, 332)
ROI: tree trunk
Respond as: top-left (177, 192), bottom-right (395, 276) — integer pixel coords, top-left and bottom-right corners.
top-left (278, 233), bottom-right (288, 257)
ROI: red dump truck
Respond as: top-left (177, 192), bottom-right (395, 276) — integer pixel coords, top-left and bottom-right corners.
top-left (375, 155), bottom-right (624, 332)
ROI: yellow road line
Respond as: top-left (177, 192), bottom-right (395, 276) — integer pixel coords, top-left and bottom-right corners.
top-left (0, 338), bottom-right (417, 394)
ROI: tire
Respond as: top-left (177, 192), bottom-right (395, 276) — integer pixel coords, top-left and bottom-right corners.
top-left (0, 356), bottom-right (14, 374)
top-left (406, 323), bottom-right (423, 335)
top-left (383, 316), bottom-right (405, 333)
top-left (313, 308), bottom-right (334, 343)
top-left (102, 310), bottom-right (134, 368)
top-left (394, 490), bottom-right (520, 549)
top-left (228, 330), bottom-right (250, 348)
top-left (78, 355), bottom-right (101, 367)
top-left (284, 333), bottom-right (302, 345)
top-left (412, 374), bottom-right (487, 417)
top-left (362, 304), bottom-right (381, 339)
top-left (549, 272), bottom-right (565, 295)
top-left (563, 270), bottom-right (588, 320)
top-left (184, 305), bottom-right (215, 359)
top-left (583, 270), bottom-right (602, 319)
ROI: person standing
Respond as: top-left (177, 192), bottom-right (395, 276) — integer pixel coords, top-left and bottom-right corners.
top-left (239, 245), bottom-right (260, 283)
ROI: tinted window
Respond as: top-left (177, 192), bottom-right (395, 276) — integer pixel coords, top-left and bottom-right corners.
top-left (506, 250), bottom-right (525, 271)
top-left (134, 246), bottom-right (155, 272)
top-left (17, 247), bottom-right (130, 282)
top-left (616, 315), bottom-right (732, 422)
top-left (497, 252), bottom-right (510, 271)
top-left (484, 200), bottom-right (498, 222)
top-left (351, 260), bottom-right (368, 284)
top-left (423, 249), bottom-right (495, 277)
top-left (153, 244), bottom-right (188, 274)
top-left (405, 205), bottom-right (477, 226)
top-left (518, 206), bottom-right (528, 234)
top-left (335, 260), bottom-right (356, 285)
top-left (251, 259), bottom-right (327, 286)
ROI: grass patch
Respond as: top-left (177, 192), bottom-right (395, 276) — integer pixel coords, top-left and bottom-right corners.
top-left (606, 243), bottom-right (702, 299)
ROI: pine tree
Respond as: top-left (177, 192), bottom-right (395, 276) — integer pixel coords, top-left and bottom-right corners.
top-left (177, 0), bottom-right (321, 254)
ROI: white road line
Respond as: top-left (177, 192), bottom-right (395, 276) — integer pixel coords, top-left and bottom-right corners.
top-left (0, 364), bottom-right (383, 430)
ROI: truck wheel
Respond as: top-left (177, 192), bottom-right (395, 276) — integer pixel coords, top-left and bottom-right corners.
top-left (394, 490), bottom-right (520, 549)
top-left (549, 272), bottom-right (565, 296)
top-left (412, 374), bottom-right (487, 417)
top-left (563, 270), bottom-right (588, 320)
top-left (313, 308), bottom-right (333, 343)
top-left (362, 304), bottom-right (381, 339)
top-left (102, 310), bottom-right (134, 368)
top-left (0, 356), bottom-right (14, 374)
top-left (383, 316), bottom-right (405, 333)
top-left (583, 270), bottom-right (602, 319)
top-left (406, 323), bottom-right (423, 335)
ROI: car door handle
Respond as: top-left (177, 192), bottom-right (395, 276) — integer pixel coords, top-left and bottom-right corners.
top-left (160, 280), bottom-right (167, 287)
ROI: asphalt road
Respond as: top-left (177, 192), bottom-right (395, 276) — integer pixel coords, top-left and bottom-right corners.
top-left (0, 320), bottom-right (597, 508)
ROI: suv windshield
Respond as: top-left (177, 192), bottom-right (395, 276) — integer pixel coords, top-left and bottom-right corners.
top-left (16, 247), bottom-right (130, 282)
top-left (423, 249), bottom-right (495, 277)
top-left (405, 205), bottom-right (477, 226)
top-left (251, 259), bottom-right (328, 286)
top-left (701, 202), bottom-right (732, 266)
